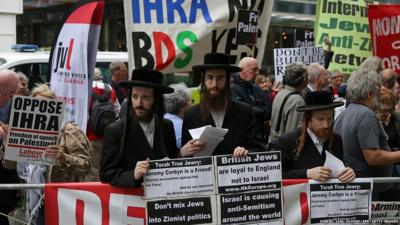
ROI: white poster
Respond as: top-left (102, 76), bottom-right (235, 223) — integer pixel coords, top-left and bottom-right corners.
top-left (4, 96), bottom-right (64, 165)
top-left (144, 157), bottom-right (215, 199)
top-left (123, 0), bottom-right (273, 72)
top-left (273, 46), bottom-right (324, 82)
top-left (309, 179), bottom-right (373, 224)
top-left (215, 152), bottom-right (282, 194)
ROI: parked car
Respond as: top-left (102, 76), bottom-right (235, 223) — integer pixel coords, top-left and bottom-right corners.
top-left (0, 45), bottom-right (128, 89)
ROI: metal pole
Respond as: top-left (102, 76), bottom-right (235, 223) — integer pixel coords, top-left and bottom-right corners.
top-left (0, 177), bottom-right (399, 190)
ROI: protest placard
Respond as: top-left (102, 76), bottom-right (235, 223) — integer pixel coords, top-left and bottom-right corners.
top-left (147, 196), bottom-right (216, 225)
top-left (368, 4), bottom-right (400, 74)
top-left (144, 157), bottom-right (215, 199)
top-left (123, 0), bottom-right (273, 72)
top-left (215, 152), bottom-right (281, 194)
top-left (5, 96), bottom-right (64, 165)
top-left (309, 179), bottom-right (372, 224)
top-left (236, 9), bottom-right (258, 45)
top-left (371, 202), bottom-right (400, 224)
top-left (273, 47), bottom-right (323, 82)
top-left (314, 0), bottom-right (372, 74)
top-left (218, 190), bottom-right (283, 224)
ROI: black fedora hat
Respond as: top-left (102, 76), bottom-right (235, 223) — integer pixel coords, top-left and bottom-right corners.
top-left (297, 91), bottom-right (344, 112)
top-left (119, 68), bottom-right (174, 94)
top-left (192, 52), bottom-right (241, 72)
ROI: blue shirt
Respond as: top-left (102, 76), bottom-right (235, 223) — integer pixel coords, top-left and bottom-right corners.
top-left (164, 113), bottom-right (183, 149)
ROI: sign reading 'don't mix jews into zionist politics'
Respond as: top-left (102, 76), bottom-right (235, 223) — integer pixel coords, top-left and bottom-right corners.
top-left (314, 0), bottom-right (372, 74)
top-left (123, 0), bottom-right (273, 73)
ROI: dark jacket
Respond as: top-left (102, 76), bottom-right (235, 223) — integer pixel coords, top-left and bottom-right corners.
top-left (230, 74), bottom-right (271, 141)
top-left (110, 80), bottom-right (126, 104)
top-left (276, 129), bottom-right (344, 179)
top-left (182, 101), bottom-right (264, 155)
top-left (0, 102), bottom-right (18, 225)
top-left (230, 74), bottom-right (271, 121)
top-left (100, 117), bottom-right (177, 188)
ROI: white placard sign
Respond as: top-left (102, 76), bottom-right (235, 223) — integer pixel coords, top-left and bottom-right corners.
top-left (274, 46), bottom-right (324, 82)
top-left (215, 152), bottom-right (281, 194)
top-left (4, 96), bottom-right (64, 165)
top-left (144, 157), bottom-right (215, 199)
top-left (309, 179), bottom-right (373, 224)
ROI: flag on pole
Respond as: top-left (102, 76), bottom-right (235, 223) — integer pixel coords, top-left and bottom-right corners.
top-left (49, 0), bottom-right (104, 133)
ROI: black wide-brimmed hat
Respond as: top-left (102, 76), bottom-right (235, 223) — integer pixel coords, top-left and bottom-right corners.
top-left (296, 91), bottom-right (344, 112)
top-left (119, 68), bottom-right (174, 94)
top-left (192, 52), bottom-right (241, 72)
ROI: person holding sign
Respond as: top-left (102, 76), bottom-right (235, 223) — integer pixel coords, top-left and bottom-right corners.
top-left (100, 68), bottom-right (178, 188)
top-left (0, 69), bottom-right (19, 225)
top-left (276, 91), bottom-right (355, 182)
top-left (180, 53), bottom-right (263, 157)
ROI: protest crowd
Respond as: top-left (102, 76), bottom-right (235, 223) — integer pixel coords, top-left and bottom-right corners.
top-left (1, 1), bottom-right (400, 225)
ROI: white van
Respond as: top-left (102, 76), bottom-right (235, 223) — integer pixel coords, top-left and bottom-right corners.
top-left (0, 46), bottom-right (128, 89)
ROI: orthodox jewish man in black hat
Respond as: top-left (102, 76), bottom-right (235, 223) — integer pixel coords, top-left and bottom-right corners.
top-left (180, 53), bottom-right (264, 157)
top-left (100, 68), bottom-right (178, 188)
top-left (276, 91), bottom-right (355, 182)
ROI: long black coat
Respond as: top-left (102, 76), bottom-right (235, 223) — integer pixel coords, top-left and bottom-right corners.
top-left (276, 129), bottom-right (344, 179)
top-left (182, 100), bottom-right (263, 156)
top-left (100, 117), bottom-right (177, 188)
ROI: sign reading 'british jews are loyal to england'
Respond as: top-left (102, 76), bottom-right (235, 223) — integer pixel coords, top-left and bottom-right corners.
top-left (123, 0), bottom-right (273, 72)
top-left (368, 4), bottom-right (400, 74)
top-left (4, 96), bottom-right (64, 165)
top-left (49, 0), bottom-right (104, 133)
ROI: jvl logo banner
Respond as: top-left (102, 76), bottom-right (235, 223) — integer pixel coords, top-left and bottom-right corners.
top-left (368, 4), bottom-right (400, 74)
top-left (123, 0), bottom-right (273, 72)
top-left (49, 0), bottom-right (104, 133)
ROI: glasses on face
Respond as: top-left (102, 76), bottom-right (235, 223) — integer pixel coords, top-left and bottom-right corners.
top-left (205, 75), bottom-right (226, 82)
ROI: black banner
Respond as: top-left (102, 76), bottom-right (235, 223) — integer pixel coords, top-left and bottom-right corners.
top-left (147, 197), bottom-right (213, 225)
top-left (219, 190), bottom-right (282, 224)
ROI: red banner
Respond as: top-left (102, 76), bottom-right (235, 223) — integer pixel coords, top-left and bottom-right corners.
top-left (45, 181), bottom-right (307, 225)
top-left (368, 4), bottom-right (400, 73)
top-left (45, 182), bottom-right (145, 225)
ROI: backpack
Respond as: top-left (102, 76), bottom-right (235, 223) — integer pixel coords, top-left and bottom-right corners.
top-left (90, 84), bottom-right (116, 136)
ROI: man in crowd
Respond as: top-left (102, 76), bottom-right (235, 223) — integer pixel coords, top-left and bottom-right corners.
top-left (15, 72), bottom-right (29, 96)
top-left (328, 69), bottom-right (343, 99)
top-left (0, 70), bottom-right (20, 225)
top-left (381, 68), bottom-right (398, 91)
top-left (269, 64), bottom-right (308, 143)
top-left (276, 91), bottom-right (355, 182)
top-left (180, 53), bottom-right (262, 157)
top-left (109, 61), bottom-right (128, 103)
top-left (85, 68), bottom-right (120, 181)
top-left (100, 68), bottom-right (178, 188)
top-left (305, 63), bottom-right (330, 93)
top-left (334, 69), bottom-right (400, 200)
top-left (230, 57), bottom-right (271, 142)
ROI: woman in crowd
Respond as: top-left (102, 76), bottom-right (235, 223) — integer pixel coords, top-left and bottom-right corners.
top-left (163, 83), bottom-right (192, 149)
top-left (377, 89), bottom-right (400, 152)
top-left (255, 74), bottom-right (281, 103)
top-left (17, 84), bottom-right (92, 224)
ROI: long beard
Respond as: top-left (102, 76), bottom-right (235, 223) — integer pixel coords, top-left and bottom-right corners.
top-left (201, 88), bottom-right (228, 111)
top-left (132, 106), bottom-right (154, 122)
